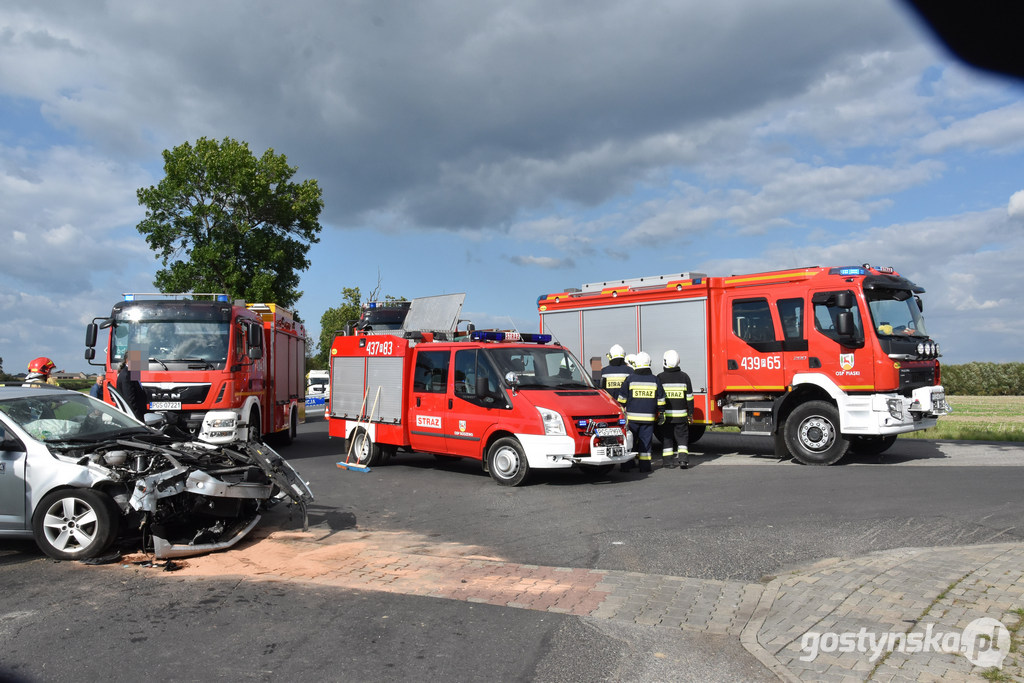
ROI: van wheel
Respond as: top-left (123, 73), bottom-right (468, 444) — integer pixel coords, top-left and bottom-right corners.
top-left (350, 429), bottom-right (382, 466)
top-left (32, 489), bottom-right (120, 561)
top-left (784, 401), bottom-right (849, 465)
top-left (487, 437), bottom-right (530, 486)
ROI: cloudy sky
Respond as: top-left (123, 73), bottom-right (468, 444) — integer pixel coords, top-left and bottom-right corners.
top-left (2, 0), bottom-right (1023, 376)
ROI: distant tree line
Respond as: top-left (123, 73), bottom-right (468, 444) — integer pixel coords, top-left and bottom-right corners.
top-left (942, 362), bottom-right (1024, 395)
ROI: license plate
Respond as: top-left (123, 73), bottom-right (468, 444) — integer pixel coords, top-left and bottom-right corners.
top-left (596, 427), bottom-right (622, 437)
top-left (593, 445), bottom-right (624, 458)
top-left (149, 401), bottom-right (181, 410)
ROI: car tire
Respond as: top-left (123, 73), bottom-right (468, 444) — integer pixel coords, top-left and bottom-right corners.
top-left (486, 437), bottom-right (530, 486)
top-left (784, 401), bottom-right (849, 465)
top-left (32, 489), bottom-right (120, 561)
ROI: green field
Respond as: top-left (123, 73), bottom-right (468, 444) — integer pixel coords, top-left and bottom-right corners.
top-left (900, 395), bottom-right (1024, 442)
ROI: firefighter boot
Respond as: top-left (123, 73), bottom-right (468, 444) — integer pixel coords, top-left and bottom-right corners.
top-left (638, 454), bottom-right (652, 473)
top-left (678, 448), bottom-right (689, 469)
top-left (663, 453), bottom-right (679, 469)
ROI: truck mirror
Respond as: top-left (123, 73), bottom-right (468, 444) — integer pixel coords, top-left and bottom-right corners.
top-left (85, 348), bottom-right (95, 361)
top-left (915, 296), bottom-right (923, 312)
top-left (249, 346), bottom-right (263, 360)
top-left (836, 311), bottom-right (854, 337)
top-left (85, 323), bottom-right (98, 347)
top-left (835, 291), bottom-right (854, 309)
top-left (504, 371), bottom-right (519, 389)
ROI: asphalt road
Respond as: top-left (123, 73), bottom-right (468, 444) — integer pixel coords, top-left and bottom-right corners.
top-left (1, 416), bottom-right (1021, 682)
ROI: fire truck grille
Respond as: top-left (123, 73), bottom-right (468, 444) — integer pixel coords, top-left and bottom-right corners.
top-left (146, 384), bottom-right (212, 405)
top-left (570, 414), bottom-right (623, 437)
top-left (898, 366), bottom-right (936, 394)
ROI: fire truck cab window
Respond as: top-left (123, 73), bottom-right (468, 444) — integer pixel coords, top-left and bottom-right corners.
top-left (776, 298), bottom-right (804, 340)
top-left (454, 350), bottom-right (505, 405)
top-left (732, 299), bottom-right (776, 344)
top-left (813, 292), bottom-right (864, 343)
top-left (414, 350), bottom-right (450, 393)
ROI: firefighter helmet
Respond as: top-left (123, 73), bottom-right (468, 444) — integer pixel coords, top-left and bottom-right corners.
top-left (625, 353), bottom-right (637, 368)
top-left (634, 352), bottom-right (651, 369)
top-left (27, 356), bottom-right (56, 377)
top-left (663, 350), bottom-right (680, 369)
top-left (608, 344), bottom-right (625, 360)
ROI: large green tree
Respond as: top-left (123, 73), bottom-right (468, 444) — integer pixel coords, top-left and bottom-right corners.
top-left (136, 137), bottom-right (323, 309)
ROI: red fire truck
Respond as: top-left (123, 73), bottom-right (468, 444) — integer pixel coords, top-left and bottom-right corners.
top-left (537, 265), bottom-right (951, 465)
top-left (327, 329), bottom-right (629, 486)
top-left (85, 294), bottom-right (307, 442)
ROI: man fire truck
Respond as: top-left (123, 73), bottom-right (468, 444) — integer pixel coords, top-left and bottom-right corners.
top-left (327, 295), bottom-right (629, 485)
top-left (537, 265), bottom-right (951, 465)
top-left (85, 293), bottom-right (306, 443)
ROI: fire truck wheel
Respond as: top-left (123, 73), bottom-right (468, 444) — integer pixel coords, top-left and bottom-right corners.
top-left (850, 434), bottom-right (897, 455)
top-left (688, 424), bottom-right (706, 444)
top-left (487, 437), bottom-right (530, 486)
top-left (247, 407), bottom-right (262, 443)
top-left (784, 401), bottom-right (850, 466)
top-left (350, 429), bottom-right (382, 467)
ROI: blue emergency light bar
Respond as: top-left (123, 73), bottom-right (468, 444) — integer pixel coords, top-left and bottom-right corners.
top-left (470, 331), bottom-right (552, 344)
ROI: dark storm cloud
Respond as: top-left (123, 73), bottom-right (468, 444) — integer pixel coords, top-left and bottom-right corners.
top-left (6, 0), bottom-right (918, 231)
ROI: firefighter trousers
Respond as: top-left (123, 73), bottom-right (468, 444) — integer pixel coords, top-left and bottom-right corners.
top-left (659, 420), bottom-right (689, 465)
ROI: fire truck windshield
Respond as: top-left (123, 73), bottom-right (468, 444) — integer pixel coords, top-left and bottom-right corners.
top-left (486, 347), bottom-right (593, 389)
top-left (867, 291), bottom-right (928, 339)
top-left (111, 320), bottom-right (231, 369)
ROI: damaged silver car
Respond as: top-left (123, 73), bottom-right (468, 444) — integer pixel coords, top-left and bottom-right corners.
top-left (0, 384), bottom-right (313, 561)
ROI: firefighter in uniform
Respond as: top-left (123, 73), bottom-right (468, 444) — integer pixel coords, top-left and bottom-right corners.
top-left (23, 357), bottom-right (59, 387)
top-left (657, 350), bottom-right (695, 469)
top-left (617, 351), bottom-right (666, 473)
top-left (599, 344), bottom-right (631, 403)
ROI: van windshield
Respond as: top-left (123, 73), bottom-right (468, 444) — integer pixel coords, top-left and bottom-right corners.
top-left (486, 347), bottom-right (594, 389)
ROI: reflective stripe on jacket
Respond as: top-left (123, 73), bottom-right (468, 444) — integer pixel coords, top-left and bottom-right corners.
top-left (657, 367), bottom-right (694, 423)
top-left (617, 369), bottom-right (666, 423)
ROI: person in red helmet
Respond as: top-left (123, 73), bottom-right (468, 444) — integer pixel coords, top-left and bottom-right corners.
top-left (24, 357), bottom-right (59, 387)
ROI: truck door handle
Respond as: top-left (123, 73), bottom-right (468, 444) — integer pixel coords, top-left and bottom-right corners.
top-left (448, 399), bottom-right (453, 409)
top-left (416, 397), bottom-right (421, 407)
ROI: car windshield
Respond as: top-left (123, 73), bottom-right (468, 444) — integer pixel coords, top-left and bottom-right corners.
top-left (486, 347), bottom-right (594, 389)
top-left (0, 391), bottom-right (145, 444)
top-left (867, 290), bottom-right (928, 339)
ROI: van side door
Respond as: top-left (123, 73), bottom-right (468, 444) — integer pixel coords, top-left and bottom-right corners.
top-left (407, 348), bottom-right (451, 455)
